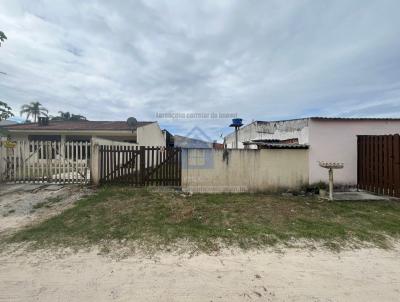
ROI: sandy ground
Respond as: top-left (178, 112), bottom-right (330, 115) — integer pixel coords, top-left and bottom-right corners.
top-left (1, 185), bottom-right (399, 301)
top-left (0, 245), bottom-right (399, 302)
top-left (0, 184), bottom-right (93, 235)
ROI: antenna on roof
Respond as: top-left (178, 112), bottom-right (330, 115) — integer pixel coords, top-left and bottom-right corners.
top-left (127, 117), bottom-right (138, 133)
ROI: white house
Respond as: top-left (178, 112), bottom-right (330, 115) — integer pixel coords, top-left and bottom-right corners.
top-left (3, 119), bottom-right (166, 147)
top-left (224, 117), bottom-right (400, 186)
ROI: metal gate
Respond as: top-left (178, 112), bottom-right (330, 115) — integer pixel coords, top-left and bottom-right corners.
top-left (99, 146), bottom-right (181, 186)
top-left (0, 140), bottom-right (91, 184)
top-left (357, 135), bottom-right (400, 197)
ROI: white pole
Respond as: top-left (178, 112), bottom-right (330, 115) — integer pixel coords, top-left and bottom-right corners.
top-left (329, 168), bottom-right (334, 201)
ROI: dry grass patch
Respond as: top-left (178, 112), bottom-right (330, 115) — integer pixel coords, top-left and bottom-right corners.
top-left (6, 186), bottom-right (400, 252)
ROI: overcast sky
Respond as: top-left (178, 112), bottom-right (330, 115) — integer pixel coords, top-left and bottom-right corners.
top-left (1, 0), bottom-right (400, 140)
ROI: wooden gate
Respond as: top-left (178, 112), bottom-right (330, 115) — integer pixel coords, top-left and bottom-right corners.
top-left (357, 135), bottom-right (400, 197)
top-left (99, 146), bottom-right (181, 186)
top-left (0, 140), bottom-right (91, 184)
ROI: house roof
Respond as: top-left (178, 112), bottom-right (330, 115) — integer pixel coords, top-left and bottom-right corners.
top-left (255, 116), bottom-right (400, 124)
top-left (173, 135), bottom-right (214, 148)
top-left (242, 141), bottom-right (309, 149)
top-left (4, 120), bottom-right (155, 131)
top-left (0, 120), bottom-right (19, 127)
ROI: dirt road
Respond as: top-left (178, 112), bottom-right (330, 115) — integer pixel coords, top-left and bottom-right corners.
top-left (1, 245), bottom-right (399, 301)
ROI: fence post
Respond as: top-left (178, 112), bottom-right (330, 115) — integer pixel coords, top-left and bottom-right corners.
top-left (91, 139), bottom-right (101, 185)
top-left (0, 142), bottom-right (5, 182)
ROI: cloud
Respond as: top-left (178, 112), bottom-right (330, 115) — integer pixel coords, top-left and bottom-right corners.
top-left (1, 0), bottom-right (400, 140)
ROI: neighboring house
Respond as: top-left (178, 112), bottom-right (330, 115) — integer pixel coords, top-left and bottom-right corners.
top-left (0, 120), bottom-right (19, 127)
top-left (4, 119), bottom-right (166, 147)
top-left (173, 135), bottom-right (223, 149)
top-left (174, 135), bottom-right (213, 148)
top-left (162, 129), bottom-right (174, 147)
top-left (224, 117), bottom-right (400, 185)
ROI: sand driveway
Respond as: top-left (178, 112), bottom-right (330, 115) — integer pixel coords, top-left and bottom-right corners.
top-left (0, 245), bottom-right (399, 301)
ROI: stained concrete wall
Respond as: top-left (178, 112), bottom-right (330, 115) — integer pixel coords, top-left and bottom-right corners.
top-left (182, 148), bottom-right (309, 192)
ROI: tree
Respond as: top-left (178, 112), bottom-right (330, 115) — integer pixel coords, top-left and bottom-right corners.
top-left (0, 101), bottom-right (13, 121)
top-left (0, 31), bottom-right (7, 47)
top-left (51, 111), bottom-right (87, 121)
top-left (20, 101), bottom-right (48, 123)
top-left (70, 114), bottom-right (87, 121)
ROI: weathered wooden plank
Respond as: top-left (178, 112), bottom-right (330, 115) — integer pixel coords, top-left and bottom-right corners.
top-left (394, 134), bottom-right (400, 197)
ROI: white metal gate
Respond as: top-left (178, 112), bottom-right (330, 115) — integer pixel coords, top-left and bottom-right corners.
top-left (0, 140), bottom-right (91, 184)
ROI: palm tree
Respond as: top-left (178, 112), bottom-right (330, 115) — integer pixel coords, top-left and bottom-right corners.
top-left (0, 31), bottom-right (6, 47)
top-left (51, 111), bottom-right (87, 121)
top-left (0, 100), bottom-right (13, 121)
top-left (20, 101), bottom-right (48, 123)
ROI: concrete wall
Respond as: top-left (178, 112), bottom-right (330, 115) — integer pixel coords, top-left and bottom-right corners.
top-left (308, 119), bottom-right (400, 185)
top-left (137, 123), bottom-right (166, 147)
top-left (224, 119), bottom-right (310, 149)
top-left (182, 148), bottom-right (309, 192)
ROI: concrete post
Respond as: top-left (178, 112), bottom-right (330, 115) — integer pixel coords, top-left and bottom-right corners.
top-left (329, 168), bottom-right (334, 201)
top-left (90, 138), bottom-right (100, 185)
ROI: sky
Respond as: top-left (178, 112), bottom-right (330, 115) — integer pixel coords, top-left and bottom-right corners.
top-left (1, 0), bottom-right (400, 141)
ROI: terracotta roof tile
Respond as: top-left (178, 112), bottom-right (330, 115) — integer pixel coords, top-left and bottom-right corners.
top-left (4, 120), bottom-right (154, 131)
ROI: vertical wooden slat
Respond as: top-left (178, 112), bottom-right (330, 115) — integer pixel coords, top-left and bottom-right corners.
top-left (358, 136), bottom-right (364, 190)
top-left (155, 148), bottom-right (159, 186)
top-left (27, 141), bottom-right (31, 182)
top-left (79, 142), bottom-right (82, 183)
top-left (135, 146), bottom-right (138, 186)
top-left (74, 141), bottom-right (78, 183)
top-left (21, 141), bottom-right (24, 182)
top-left (86, 142), bottom-right (90, 184)
top-left (365, 136), bottom-right (369, 191)
top-left (370, 135), bottom-right (374, 192)
top-left (105, 145), bottom-right (109, 182)
top-left (110, 145), bottom-right (114, 182)
top-left (130, 147), bottom-right (134, 186)
top-left (378, 136), bottom-right (382, 194)
top-left (67, 142), bottom-right (71, 184)
top-left (394, 134), bottom-right (400, 197)
top-left (59, 141), bottom-right (61, 183)
top-left (13, 141), bottom-right (17, 182)
top-left (139, 146), bottom-right (144, 186)
top-left (178, 148), bottom-right (182, 186)
top-left (384, 135), bottom-right (388, 194)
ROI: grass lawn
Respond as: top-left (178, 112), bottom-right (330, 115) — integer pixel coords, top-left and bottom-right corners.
top-left (6, 187), bottom-right (400, 251)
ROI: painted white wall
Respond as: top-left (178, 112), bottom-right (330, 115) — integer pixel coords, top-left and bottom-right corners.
top-left (136, 122), bottom-right (166, 147)
top-left (308, 119), bottom-right (400, 185)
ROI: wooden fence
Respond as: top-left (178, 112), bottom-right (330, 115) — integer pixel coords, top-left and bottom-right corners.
top-left (99, 146), bottom-right (181, 186)
top-left (0, 140), bottom-right (91, 184)
top-left (357, 135), bottom-right (400, 197)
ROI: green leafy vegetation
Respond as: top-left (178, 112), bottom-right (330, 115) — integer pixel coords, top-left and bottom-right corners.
top-left (0, 100), bottom-right (13, 121)
top-left (20, 101), bottom-right (48, 123)
top-left (7, 187), bottom-right (400, 251)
